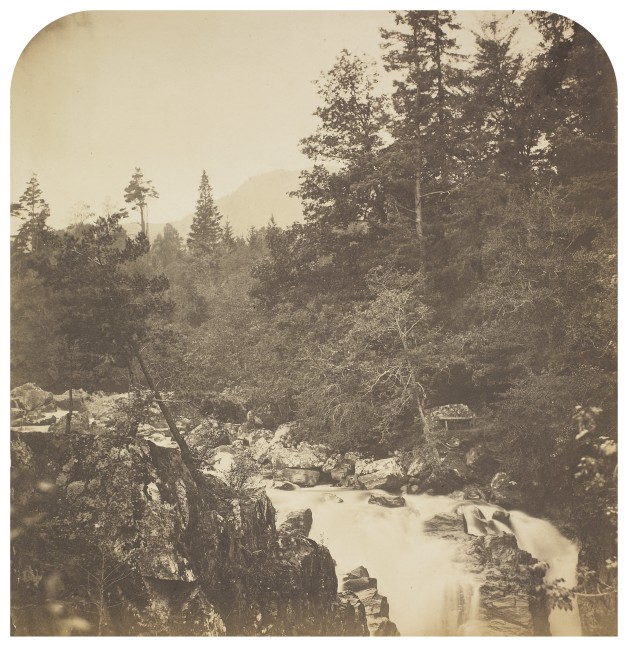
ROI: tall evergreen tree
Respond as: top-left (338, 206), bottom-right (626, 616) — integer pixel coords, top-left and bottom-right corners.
top-left (12, 174), bottom-right (52, 260)
top-left (123, 167), bottom-right (159, 237)
top-left (187, 170), bottom-right (222, 255)
top-left (295, 50), bottom-right (390, 229)
top-left (381, 10), bottom-right (466, 242)
top-left (462, 17), bottom-right (539, 183)
top-left (222, 218), bottom-right (236, 250)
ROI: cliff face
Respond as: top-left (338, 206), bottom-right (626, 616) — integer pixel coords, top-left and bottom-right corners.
top-left (10, 431), bottom-right (367, 636)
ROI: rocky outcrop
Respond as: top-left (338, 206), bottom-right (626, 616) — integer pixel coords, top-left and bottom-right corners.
top-left (276, 468), bottom-right (320, 487)
top-left (423, 512), bottom-right (550, 636)
top-left (342, 566), bottom-right (399, 636)
top-left (11, 383), bottom-right (55, 412)
top-left (279, 509), bottom-right (313, 536)
top-left (355, 458), bottom-right (406, 491)
top-left (10, 430), bottom-right (367, 637)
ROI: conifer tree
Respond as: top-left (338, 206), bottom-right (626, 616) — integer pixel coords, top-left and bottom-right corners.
top-left (222, 218), bottom-right (236, 250)
top-left (381, 11), bottom-right (465, 240)
top-left (187, 170), bottom-right (222, 255)
top-left (123, 167), bottom-right (159, 237)
top-left (12, 174), bottom-right (52, 259)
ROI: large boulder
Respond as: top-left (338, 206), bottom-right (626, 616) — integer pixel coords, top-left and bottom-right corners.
top-left (276, 468), bottom-right (320, 487)
top-left (342, 566), bottom-right (399, 636)
top-left (11, 383), bottom-right (55, 413)
top-left (355, 458), bottom-right (406, 491)
top-left (185, 420), bottom-right (231, 458)
top-left (278, 508), bottom-right (313, 536)
top-left (271, 445), bottom-right (323, 470)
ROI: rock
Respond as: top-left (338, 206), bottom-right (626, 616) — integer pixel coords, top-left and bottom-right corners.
top-left (276, 468), bottom-right (320, 487)
top-left (323, 493), bottom-right (344, 503)
top-left (489, 472), bottom-right (525, 508)
top-left (336, 592), bottom-right (369, 636)
top-left (273, 480), bottom-right (299, 491)
top-left (186, 420), bottom-right (231, 457)
top-left (368, 494), bottom-right (406, 508)
top-left (11, 383), bottom-right (55, 413)
top-left (368, 617), bottom-right (400, 636)
top-left (407, 455), bottom-right (431, 481)
top-left (343, 577), bottom-right (378, 593)
top-left (330, 465), bottom-right (351, 482)
top-left (270, 445), bottom-right (323, 470)
top-left (463, 484), bottom-right (488, 500)
top-left (492, 509), bottom-right (511, 526)
top-left (272, 424), bottom-right (294, 447)
top-left (423, 466), bottom-right (465, 495)
top-left (278, 508), bottom-right (313, 536)
top-left (49, 411), bottom-right (92, 434)
top-left (344, 566), bottom-right (370, 580)
top-left (354, 458), bottom-right (406, 491)
top-left (342, 566), bottom-right (398, 636)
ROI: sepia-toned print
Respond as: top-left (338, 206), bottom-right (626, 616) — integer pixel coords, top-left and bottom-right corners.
top-left (10, 10), bottom-right (617, 637)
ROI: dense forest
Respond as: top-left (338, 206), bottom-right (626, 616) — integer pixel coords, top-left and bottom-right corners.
top-left (11, 10), bottom-right (617, 635)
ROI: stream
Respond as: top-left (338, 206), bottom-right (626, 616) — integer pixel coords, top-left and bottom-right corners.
top-left (267, 485), bottom-right (581, 637)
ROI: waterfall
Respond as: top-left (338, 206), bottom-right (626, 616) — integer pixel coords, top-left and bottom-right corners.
top-left (269, 486), bottom-right (482, 635)
top-left (509, 510), bottom-right (582, 636)
top-left (267, 484), bottom-right (582, 637)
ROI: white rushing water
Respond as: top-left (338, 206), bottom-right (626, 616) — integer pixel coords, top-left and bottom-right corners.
top-left (267, 484), bottom-right (581, 637)
top-left (509, 510), bottom-right (582, 636)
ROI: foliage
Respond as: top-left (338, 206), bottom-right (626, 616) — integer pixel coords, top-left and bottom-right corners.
top-left (223, 451), bottom-right (260, 493)
top-left (123, 167), bottom-right (159, 236)
top-left (188, 170), bottom-right (222, 255)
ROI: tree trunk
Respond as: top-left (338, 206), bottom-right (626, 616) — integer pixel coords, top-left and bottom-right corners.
top-left (415, 171), bottom-right (423, 239)
top-left (413, 385), bottom-right (441, 467)
top-left (65, 385), bottom-right (73, 434)
top-left (65, 353), bottom-right (73, 434)
top-left (132, 346), bottom-right (197, 473)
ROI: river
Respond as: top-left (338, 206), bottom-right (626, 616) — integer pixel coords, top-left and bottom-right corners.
top-left (267, 484), bottom-right (581, 637)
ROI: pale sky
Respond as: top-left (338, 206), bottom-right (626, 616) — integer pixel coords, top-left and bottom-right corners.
top-left (11, 10), bottom-right (542, 229)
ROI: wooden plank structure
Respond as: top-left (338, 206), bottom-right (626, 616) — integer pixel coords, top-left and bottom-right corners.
top-left (437, 416), bottom-right (475, 431)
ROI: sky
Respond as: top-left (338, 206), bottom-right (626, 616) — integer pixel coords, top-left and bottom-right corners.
top-left (9, 8), bottom-right (546, 230)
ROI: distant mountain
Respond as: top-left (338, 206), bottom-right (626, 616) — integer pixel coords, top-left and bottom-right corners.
top-left (164, 169), bottom-right (304, 239)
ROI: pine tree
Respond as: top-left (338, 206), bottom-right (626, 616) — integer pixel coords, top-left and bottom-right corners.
top-left (464, 17), bottom-right (536, 181)
top-left (123, 167), bottom-right (159, 237)
top-left (381, 11), bottom-right (466, 242)
top-left (12, 174), bottom-right (52, 260)
top-left (187, 170), bottom-right (222, 255)
top-left (222, 218), bottom-right (236, 250)
top-left (295, 50), bottom-right (389, 229)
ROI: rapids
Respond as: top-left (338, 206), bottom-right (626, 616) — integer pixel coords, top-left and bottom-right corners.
top-left (267, 484), bottom-right (581, 636)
